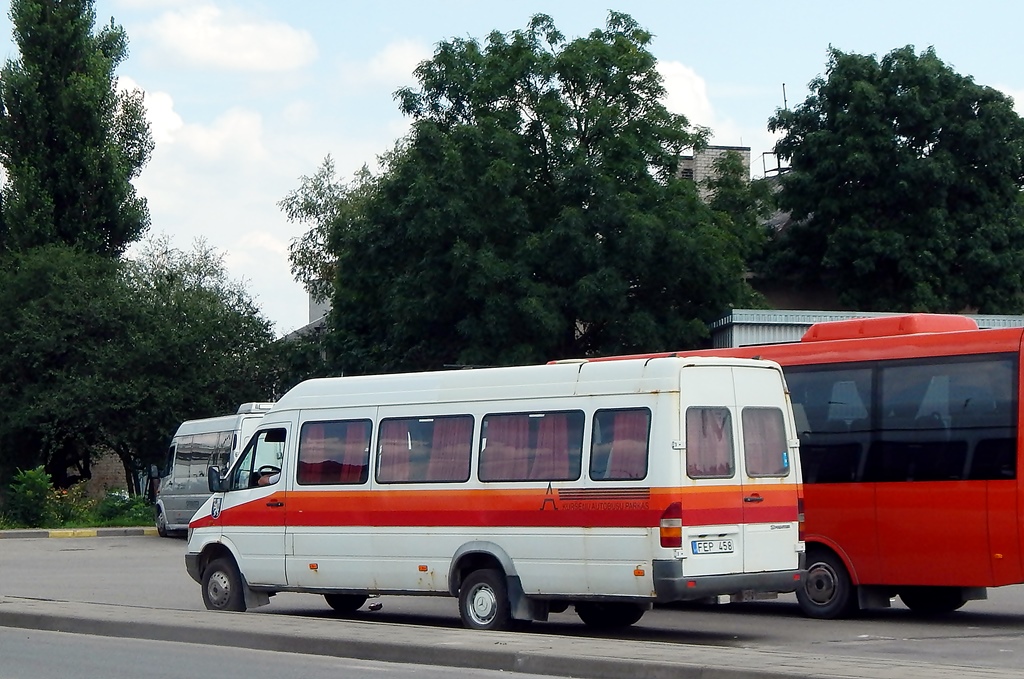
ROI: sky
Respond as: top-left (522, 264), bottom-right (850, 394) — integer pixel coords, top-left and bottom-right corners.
top-left (1, 1), bottom-right (1022, 338)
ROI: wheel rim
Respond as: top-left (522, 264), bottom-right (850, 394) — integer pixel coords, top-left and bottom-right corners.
top-left (805, 561), bottom-right (839, 606)
top-left (468, 582), bottom-right (497, 626)
top-left (156, 512), bottom-right (166, 533)
top-left (206, 570), bottom-right (232, 609)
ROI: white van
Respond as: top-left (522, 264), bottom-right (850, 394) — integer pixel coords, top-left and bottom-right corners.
top-left (153, 403), bottom-right (274, 536)
top-left (185, 358), bottom-right (805, 630)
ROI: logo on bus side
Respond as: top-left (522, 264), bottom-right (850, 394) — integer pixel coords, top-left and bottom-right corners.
top-left (546, 486), bottom-right (651, 511)
top-left (212, 497), bottom-right (222, 520)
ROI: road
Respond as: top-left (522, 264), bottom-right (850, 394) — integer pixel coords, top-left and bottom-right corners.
top-left (3, 534), bottom-right (1024, 676)
top-left (0, 627), bottom-right (552, 679)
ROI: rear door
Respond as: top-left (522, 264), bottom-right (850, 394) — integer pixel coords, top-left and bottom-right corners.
top-left (680, 364), bottom-right (745, 577)
top-left (734, 366), bottom-right (802, 574)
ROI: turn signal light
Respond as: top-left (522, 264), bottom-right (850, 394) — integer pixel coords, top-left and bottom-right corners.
top-left (660, 502), bottom-right (682, 548)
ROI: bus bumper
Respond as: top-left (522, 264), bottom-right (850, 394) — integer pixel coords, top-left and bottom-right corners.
top-left (652, 560), bottom-right (805, 602)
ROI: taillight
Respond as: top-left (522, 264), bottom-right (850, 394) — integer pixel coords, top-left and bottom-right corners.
top-left (660, 502), bottom-right (682, 548)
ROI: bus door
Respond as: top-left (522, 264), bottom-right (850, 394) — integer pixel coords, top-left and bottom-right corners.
top-left (214, 426), bottom-right (289, 587)
top-left (680, 365), bottom-right (745, 578)
top-left (733, 366), bottom-right (802, 575)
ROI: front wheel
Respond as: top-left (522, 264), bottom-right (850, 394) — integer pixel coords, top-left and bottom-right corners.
top-left (575, 602), bottom-right (645, 629)
top-left (899, 587), bottom-right (967, 615)
top-left (202, 557), bottom-right (247, 612)
top-left (797, 548), bottom-right (858, 619)
top-left (458, 568), bottom-right (513, 631)
top-left (325, 593), bottom-right (368, 613)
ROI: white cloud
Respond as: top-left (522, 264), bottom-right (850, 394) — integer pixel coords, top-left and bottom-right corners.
top-left (117, 76), bottom-right (182, 145)
top-left (147, 5), bottom-right (317, 72)
top-left (175, 108), bottom-right (268, 162)
top-left (657, 60), bottom-right (715, 129)
top-left (340, 39), bottom-right (430, 88)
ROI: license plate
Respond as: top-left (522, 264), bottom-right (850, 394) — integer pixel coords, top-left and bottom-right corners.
top-left (692, 539), bottom-right (734, 554)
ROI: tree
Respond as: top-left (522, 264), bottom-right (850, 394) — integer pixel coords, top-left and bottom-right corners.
top-left (767, 46), bottom-right (1024, 312)
top-left (0, 0), bottom-right (153, 256)
top-left (0, 238), bottom-right (277, 492)
top-left (309, 13), bottom-right (760, 375)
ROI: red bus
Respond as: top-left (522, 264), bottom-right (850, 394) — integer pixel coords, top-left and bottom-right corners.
top-left (586, 314), bottom-right (1022, 618)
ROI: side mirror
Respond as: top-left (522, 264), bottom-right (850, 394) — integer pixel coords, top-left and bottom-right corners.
top-left (148, 464), bottom-right (160, 480)
top-left (208, 466), bottom-right (225, 493)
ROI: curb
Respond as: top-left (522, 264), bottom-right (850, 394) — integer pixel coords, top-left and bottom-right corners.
top-left (0, 597), bottom-right (1015, 679)
top-left (0, 526), bottom-right (158, 539)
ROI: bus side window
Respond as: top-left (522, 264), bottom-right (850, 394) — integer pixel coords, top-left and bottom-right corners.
top-left (590, 409), bottom-right (650, 481)
top-left (298, 420), bottom-right (371, 485)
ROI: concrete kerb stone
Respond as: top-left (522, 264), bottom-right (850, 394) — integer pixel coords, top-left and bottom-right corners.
top-left (0, 526), bottom-right (158, 539)
top-left (0, 596), bottom-right (1018, 679)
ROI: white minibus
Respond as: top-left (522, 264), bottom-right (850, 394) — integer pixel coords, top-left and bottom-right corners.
top-left (185, 358), bottom-right (805, 630)
top-left (153, 402), bottom-right (274, 536)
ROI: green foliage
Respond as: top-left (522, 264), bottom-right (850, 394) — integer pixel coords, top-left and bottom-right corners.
top-left (0, 468), bottom-right (152, 529)
top-left (767, 46), bottom-right (1024, 312)
top-left (6, 466), bottom-right (53, 527)
top-left (0, 0), bottom-right (154, 256)
top-left (0, 240), bottom-right (277, 491)
top-left (294, 13), bottom-right (762, 375)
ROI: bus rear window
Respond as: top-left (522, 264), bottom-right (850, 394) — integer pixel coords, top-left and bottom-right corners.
top-left (686, 407), bottom-right (734, 478)
top-left (742, 407), bottom-right (790, 477)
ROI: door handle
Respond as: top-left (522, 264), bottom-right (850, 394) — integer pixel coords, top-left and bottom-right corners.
top-left (743, 496), bottom-right (764, 503)
top-left (266, 501), bottom-right (284, 507)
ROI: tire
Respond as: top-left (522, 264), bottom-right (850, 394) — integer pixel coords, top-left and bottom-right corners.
top-left (797, 547), bottom-right (858, 619)
top-left (575, 602), bottom-right (646, 629)
top-left (155, 510), bottom-right (168, 538)
top-left (202, 557), bottom-right (247, 612)
top-left (324, 593), bottom-right (368, 613)
top-left (899, 586), bottom-right (967, 615)
top-left (458, 568), bottom-right (513, 631)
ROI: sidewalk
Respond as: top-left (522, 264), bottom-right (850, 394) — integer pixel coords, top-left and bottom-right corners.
top-left (0, 595), bottom-right (1018, 679)
top-left (0, 526), bottom-right (158, 539)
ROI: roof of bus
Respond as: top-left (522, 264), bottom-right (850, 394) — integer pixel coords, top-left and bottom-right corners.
top-left (577, 314), bottom-right (1024, 368)
top-left (269, 355), bottom-right (784, 413)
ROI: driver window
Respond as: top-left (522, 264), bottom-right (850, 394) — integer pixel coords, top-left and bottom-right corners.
top-left (230, 428), bottom-right (286, 490)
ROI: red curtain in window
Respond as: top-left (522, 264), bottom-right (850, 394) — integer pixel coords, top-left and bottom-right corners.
top-left (530, 415), bottom-right (569, 480)
top-left (744, 409), bottom-right (787, 476)
top-left (607, 411), bottom-right (649, 480)
top-left (427, 417), bottom-right (472, 481)
top-left (480, 416), bottom-right (530, 480)
top-left (298, 423), bottom-right (325, 484)
top-left (687, 408), bottom-right (733, 477)
top-left (378, 420), bottom-right (411, 482)
top-left (339, 422), bottom-right (369, 483)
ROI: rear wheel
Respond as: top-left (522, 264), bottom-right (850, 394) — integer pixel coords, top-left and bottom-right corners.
top-left (202, 557), bottom-right (246, 612)
top-left (324, 593), bottom-right (368, 613)
top-left (459, 568), bottom-right (513, 631)
top-left (575, 602), bottom-right (646, 629)
top-left (899, 587), bottom-right (967, 615)
top-left (797, 547), bottom-right (857, 619)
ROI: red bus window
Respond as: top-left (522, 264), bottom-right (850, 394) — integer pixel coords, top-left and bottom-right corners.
top-left (686, 407), bottom-right (734, 478)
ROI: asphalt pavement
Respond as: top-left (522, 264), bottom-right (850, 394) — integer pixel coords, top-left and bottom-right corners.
top-left (0, 528), bottom-right (1018, 679)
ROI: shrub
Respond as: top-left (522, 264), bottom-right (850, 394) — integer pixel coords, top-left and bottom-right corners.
top-left (7, 466), bottom-right (54, 528)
